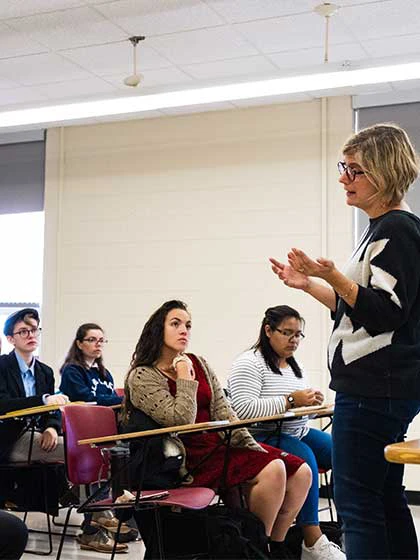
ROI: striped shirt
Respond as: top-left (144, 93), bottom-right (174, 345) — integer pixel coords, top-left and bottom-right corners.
top-left (227, 349), bottom-right (309, 439)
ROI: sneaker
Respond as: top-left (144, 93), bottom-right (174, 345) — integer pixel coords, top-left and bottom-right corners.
top-left (77, 527), bottom-right (128, 553)
top-left (302, 534), bottom-right (346, 560)
top-left (91, 511), bottom-right (139, 542)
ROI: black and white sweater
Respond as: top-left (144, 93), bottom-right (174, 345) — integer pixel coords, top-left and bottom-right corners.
top-left (329, 210), bottom-right (420, 398)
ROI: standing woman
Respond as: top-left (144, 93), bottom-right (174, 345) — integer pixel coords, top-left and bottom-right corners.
top-left (228, 305), bottom-right (344, 560)
top-left (123, 300), bottom-right (312, 559)
top-left (270, 123), bottom-right (420, 560)
top-left (60, 323), bottom-right (122, 406)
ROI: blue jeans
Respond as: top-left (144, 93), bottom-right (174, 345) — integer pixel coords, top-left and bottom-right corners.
top-left (255, 428), bottom-right (332, 526)
top-left (332, 392), bottom-right (420, 559)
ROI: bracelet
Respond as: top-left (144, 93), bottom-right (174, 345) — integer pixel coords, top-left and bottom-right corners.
top-left (338, 282), bottom-right (356, 299)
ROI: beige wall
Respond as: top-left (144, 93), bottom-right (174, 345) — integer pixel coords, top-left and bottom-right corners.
top-left (42, 96), bottom-right (353, 394)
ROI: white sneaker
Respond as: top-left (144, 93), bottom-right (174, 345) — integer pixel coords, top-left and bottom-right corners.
top-left (301, 534), bottom-right (346, 560)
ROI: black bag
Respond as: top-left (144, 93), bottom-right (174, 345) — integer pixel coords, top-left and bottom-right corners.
top-left (120, 409), bottom-right (183, 490)
top-left (137, 505), bottom-right (269, 560)
top-left (285, 521), bottom-right (343, 557)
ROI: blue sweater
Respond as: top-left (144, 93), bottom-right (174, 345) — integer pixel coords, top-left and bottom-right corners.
top-left (60, 363), bottom-right (123, 406)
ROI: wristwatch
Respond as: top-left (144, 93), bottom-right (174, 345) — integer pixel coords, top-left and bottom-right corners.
top-left (287, 395), bottom-right (295, 408)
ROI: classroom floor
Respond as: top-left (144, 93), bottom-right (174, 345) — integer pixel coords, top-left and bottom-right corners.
top-left (19, 500), bottom-right (420, 559)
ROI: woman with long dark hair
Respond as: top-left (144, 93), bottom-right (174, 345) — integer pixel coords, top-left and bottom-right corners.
top-left (123, 300), bottom-right (312, 559)
top-left (60, 323), bottom-right (122, 406)
top-left (228, 305), bottom-right (343, 560)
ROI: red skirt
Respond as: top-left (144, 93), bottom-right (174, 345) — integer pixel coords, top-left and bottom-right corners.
top-left (183, 431), bottom-right (304, 489)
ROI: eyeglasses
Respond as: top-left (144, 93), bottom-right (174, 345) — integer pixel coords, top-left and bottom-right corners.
top-left (337, 161), bottom-right (365, 183)
top-left (275, 328), bottom-right (305, 341)
top-left (82, 337), bottom-right (108, 345)
top-left (12, 327), bottom-right (42, 338)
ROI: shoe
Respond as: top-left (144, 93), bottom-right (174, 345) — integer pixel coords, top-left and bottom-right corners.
top-left (91, 511), bottom-right (139, 542)
top-left (59, 485), bottom-right (80, 507)
top-left (77, 528), bottom-right (128, 553)
top-left (301, 534), bottom-right (346, 560)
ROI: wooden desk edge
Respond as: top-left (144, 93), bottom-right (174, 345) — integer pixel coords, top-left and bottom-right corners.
top-left (78, 404), bottom-right (334, 446)
top-left (0, 401), bottom-right (87, 421)
top-left (384, 439), bottom-right (420, 465)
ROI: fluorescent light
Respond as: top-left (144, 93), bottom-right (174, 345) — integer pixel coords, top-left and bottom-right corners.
top-left (2, 61), bottom-right (420, 129)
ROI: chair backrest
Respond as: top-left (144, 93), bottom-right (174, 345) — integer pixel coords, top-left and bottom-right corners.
top-left (115, 387), bottom-right (125, 398)
top-left (62, 405), bottom-right (117, 486)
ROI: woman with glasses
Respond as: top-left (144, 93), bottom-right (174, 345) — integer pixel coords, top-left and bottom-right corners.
top-left (60, 323), bottom-right (122, 406)
top-left (59, 323), bottom-right (135, 553)
top-left (228, 305), bottom-right (343, 560)
top-left (123, 300), bottom-right (312, 559)
top-left (270, 124), bottom-right (420, 560)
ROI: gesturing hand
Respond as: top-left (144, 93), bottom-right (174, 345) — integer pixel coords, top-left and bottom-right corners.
top-left (287, 248), bottom-right (335, 280)
top-left (269, 257), bottom-right (310, 290)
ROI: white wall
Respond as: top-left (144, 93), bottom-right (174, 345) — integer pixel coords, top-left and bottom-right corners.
top-left (42, 96), bottom-right (353, 395)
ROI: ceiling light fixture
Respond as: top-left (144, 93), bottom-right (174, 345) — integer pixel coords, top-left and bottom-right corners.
top-left (123, 35), bottom-right (145, 87)
top-left (2, 60), bottom-right (420, 130)
top-left (314, 2), bottom-right (339, 63)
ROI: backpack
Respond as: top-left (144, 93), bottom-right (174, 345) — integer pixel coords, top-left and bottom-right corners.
top-left (136, 505), bottom-right (269, 560)
top-left (120, 408), bottom-right (183, 490)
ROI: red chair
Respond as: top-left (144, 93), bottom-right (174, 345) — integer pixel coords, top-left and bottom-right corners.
top-left (57, 405), bottom-right (215, 560)
top-left (115, 388), bottom-right (125, 398)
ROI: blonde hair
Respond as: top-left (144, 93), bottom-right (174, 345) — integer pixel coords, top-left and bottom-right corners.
top-left (342, 123), bottom-right (419, 206)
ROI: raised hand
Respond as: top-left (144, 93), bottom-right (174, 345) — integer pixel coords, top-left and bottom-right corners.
top-left (288, 248), bottom-right (335, 280)
top-left (269, 257), bottom-right (310, 290)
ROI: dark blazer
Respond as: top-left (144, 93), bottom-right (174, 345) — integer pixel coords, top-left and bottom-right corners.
top-left (0, 351), bottom-right (61, 462)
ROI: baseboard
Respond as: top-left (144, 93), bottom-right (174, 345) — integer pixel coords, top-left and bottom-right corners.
top-left (320, 485), bottom-right (420, 506)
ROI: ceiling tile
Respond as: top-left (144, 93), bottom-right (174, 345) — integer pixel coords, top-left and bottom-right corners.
top-left (35, 76), bottom-right (118, 100)
top-left (7, 6), bottom-right (126, 50)
top-left (104, 67), bottom-right (194, 90)
top-left (0, 22), bottom-right (48, 59)
top-left (95, 0), bottom-right (224, 35)
top-left (0, 52), bottom-right (93, 86)
top-left (0, 86), bottom-right (49, 106)
top-left (362, 34), bottom-right (420, 58)
top-left (0, 0), bottom-right (84, 19)
top-left (61, 41), bottom-right (171, 76)
top-left (235, 12), bottom-right (358, 54)
top-left (0, 76), bottom-right (22, 90)
top-left (206, 0), bottom-right (314, 23)
top-left (181, 55), bottom-right (277, 80)
top-left (149, 26), bottom-right (258, 65)
top-left (268, 43), bottom-right (368, 71)
top-left (341, 0), bottom-right (420, 41)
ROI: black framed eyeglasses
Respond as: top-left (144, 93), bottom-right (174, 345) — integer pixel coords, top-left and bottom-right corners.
top-left (12, 327), bottom-right (42, 339)
top-left (82, 337), bottom-right (108, 345)
top-left (275, 328), bottom-right (305, 341)
top-left (337, 161), bottom-right (365, 183)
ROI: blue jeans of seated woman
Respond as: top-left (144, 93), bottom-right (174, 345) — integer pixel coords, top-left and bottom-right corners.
top-left (332, 392), bottom-right (420, 560)
top-left (255, 427), bottom-right (332, 526)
